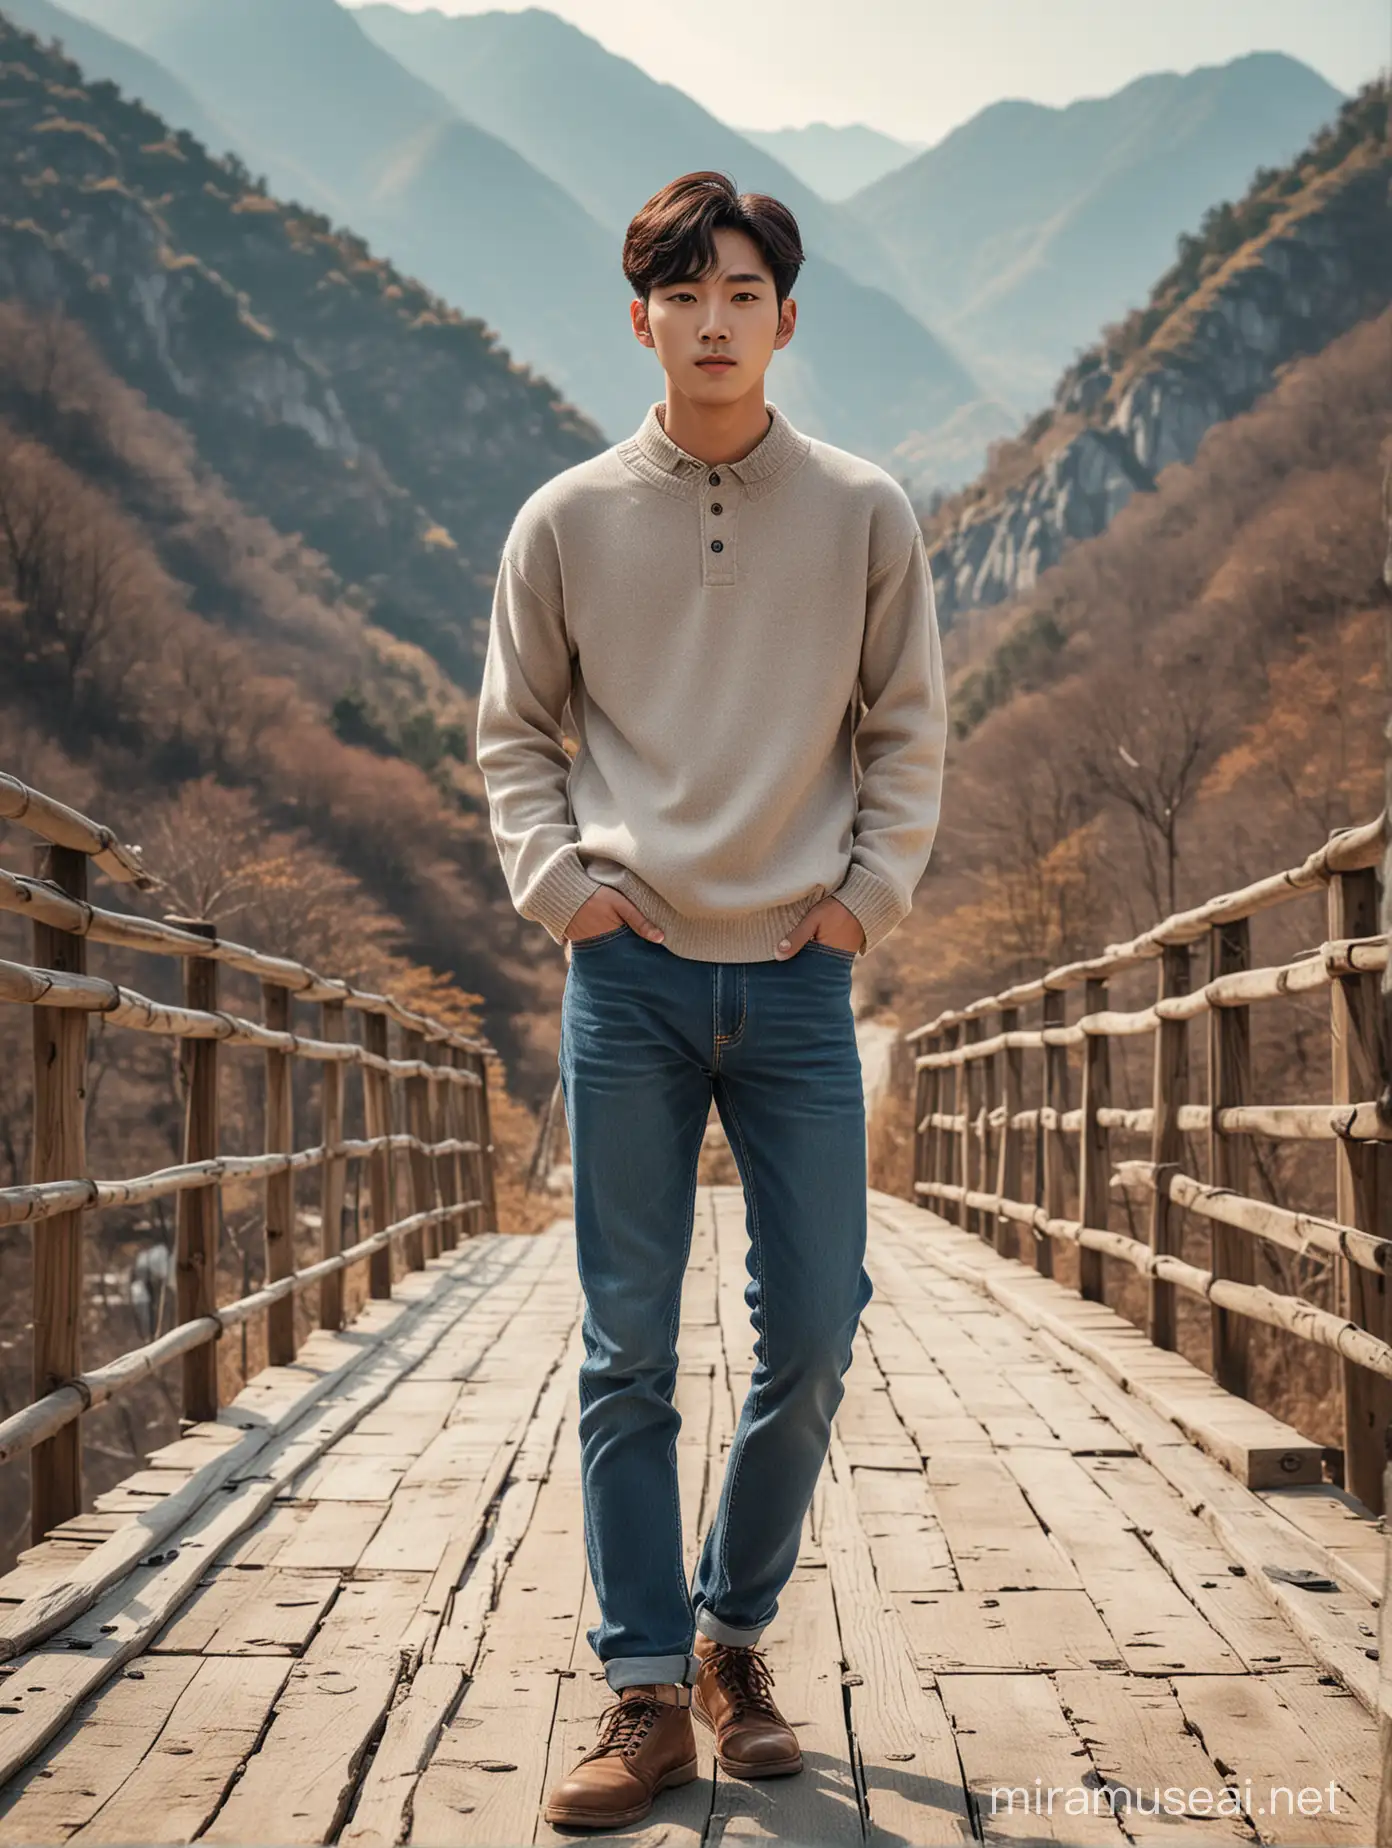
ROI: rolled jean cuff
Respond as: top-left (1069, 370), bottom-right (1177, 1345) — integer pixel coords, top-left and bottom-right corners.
top-left (695, 1608), bottom-right (767, 1648)
top-left (604, 1651), bottom-right (701, 1691)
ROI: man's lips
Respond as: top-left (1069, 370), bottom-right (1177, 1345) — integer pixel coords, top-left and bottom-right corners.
top-left (696, 356), bottom-right (736, 368)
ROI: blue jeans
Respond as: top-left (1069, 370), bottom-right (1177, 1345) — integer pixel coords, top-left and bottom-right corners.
top-left (559, 923), bottom-right (873, 1692)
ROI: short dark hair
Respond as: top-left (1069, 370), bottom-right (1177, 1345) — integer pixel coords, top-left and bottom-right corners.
top-left (623, 171), bottom-right (804, 306)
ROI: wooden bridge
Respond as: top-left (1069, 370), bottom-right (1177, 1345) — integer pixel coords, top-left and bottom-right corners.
top-left (0, 775), bottom-right (1389, 1845)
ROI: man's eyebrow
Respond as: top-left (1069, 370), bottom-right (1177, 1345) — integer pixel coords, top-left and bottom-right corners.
top-left (723, 272), bottom-right (768, 284)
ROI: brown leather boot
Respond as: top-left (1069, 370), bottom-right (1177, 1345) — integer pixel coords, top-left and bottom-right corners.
top-left (692, 1633), bottom-right (803, 1777)
top-left (543, 1683), bottom-right (698, 1829)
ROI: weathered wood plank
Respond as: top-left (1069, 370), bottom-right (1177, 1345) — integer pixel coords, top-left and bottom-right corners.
top-left (1172, 1672), bottom-right (1377, 1844)
top-left (201, 1657), bottom-right (401, 1846)
top-left (150, 1570), bottom-right (336, 1657)
top-left (820, 1437), bottom-right (970, 1846)
top-left (924, 1451), bottom-right (1078, 1591)
top-left (1053, 1670), bottom-right (1248, 1845)
top-left (894, 1589), bottom-right (1123, 1674)
top-left (0, 1658), bottom-right (201, 1846)
top-left (1080, 1457), bottom-right (1312, 1672)
top-left (1001, 1447), bottom-right (1241, 1674)
top-left (70, 1657), bottom-right (291, 1845)
top-left (939, 1672), bottom-right (1125, 1843)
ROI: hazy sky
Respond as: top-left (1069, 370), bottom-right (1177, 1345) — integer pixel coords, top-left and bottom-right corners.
top-left (343, 0), bottom-right (1389, 142)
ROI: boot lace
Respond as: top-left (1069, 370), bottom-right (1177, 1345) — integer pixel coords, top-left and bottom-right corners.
top-left (579, 1691), bottom-right (667, 1762)
top-left (708, 1643), bottom-right (779, 1720)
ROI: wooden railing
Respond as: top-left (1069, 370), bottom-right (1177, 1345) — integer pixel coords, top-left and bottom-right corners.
top-left (904, 815), bottom-right (1392, 1511)
top-left (0, 772), bottom-right (498, 1546)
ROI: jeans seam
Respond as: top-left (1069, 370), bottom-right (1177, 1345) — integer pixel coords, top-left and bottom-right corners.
top-left (667, 1109), bottom-right (706, 1623)
top-left (712, 1083), bottom-right (764, 1613)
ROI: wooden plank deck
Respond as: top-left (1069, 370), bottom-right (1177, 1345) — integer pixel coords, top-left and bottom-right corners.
top-left (0, 1190), bottom-right (1381, 1846)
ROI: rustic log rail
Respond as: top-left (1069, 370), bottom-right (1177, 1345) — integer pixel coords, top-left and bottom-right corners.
top-left (0, 772), bottom-right (499, 1544)
top-left (905, 816), bottom-right (1392, 1512)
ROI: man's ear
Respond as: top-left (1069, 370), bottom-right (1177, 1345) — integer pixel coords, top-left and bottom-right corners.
top-left (774, 296), bottom-right (797, 350)
top-left (631, 298), bottom-right (655, 348)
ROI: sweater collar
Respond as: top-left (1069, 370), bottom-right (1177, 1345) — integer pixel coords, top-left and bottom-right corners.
top-left (622, 401), bottom-right (810, 500)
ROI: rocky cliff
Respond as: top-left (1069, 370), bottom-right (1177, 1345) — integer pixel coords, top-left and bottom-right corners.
top-left (929, 85), bottom-right (1390, 629)
top-left (0, 16), bottom-right (602, 683)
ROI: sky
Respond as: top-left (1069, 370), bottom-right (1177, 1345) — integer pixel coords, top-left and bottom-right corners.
top-left (343, 0), bottom-right (1390, 143)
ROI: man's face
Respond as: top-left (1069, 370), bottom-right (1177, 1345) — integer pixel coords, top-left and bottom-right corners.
top-left (631, 226), bottom-right (796, 402)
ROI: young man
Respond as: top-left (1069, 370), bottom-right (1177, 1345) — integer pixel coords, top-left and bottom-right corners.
top-left (476, 170), bottom-right (946, 1828)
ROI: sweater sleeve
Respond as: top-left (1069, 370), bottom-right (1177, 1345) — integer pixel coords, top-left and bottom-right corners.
top-left (474, 552), bottom-right (603, 943)
top-left (831, 530), bottom-right (948, 954)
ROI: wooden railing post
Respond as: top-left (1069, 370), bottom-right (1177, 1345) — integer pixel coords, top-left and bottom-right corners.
top-left (403, 1029), bottom-right (433, 1268)
top-left (940, 1025), bottom-right (961, 1223)
top-left (995, 1007), bottom-right (1023, 1258)
top-left (30, 843), bottom-right (88, 1541)
top-left (1077, 978), bottom-right (1110, 1303)
top-left (1148, 944), bottom-right (1191, 1351)
top-left (262, 980), bottom-right (296, 1366)
top-left (912, 1044), bottom-right (933, 1209)
top-left (959, 1019), bottom-right (983, 1238)
top-left (980, 1015), bottom-right (999, 1244)
top-left (1039, 988), bottom-right (1068, 1279)
top-left (170, 917), bottom-right (219, 1422)
top-left (1209, 920), bottom-right (1253, 1396)
top-left (452, 1045), bottom-right (481, 1235)
top-left (1330, 866), bottom-right (1392, 1511)
top-left (362, 1014), bottom-right (394, 1298)
top-left (437, 1044), bottom-right (461, 1252)
top-left (476, 1050), bottom-right (499, 1233)
top-left (318, 1000), bottom-right (347, 1332)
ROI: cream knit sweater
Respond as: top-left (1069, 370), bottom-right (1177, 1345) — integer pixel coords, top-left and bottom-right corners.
top-left (475, 403), bottom-right (947, 961)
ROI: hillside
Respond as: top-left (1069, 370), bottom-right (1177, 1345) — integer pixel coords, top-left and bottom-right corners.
top-left (351, 1), bottom-right (987, 461)
top-left (0, 14), bottom-right (603, 1090)
top-left (852, 53), bottom-right (1344, 409)
top-left (22, 0), bottom-right (654, 438)
top-left (0, 12), bottom-right (602, 682)
top-left (925, 80), bottom-right (1390, 636)
top-left (882, 301), bottom-right (1391, 1153)
top-left (740, 122), bottom-right (923, 200)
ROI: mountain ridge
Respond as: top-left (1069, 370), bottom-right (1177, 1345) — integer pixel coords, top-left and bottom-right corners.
top-left (851, 51), bottom-right (1346, 408)
top-left (929, 78), bottom-right (1389, 700)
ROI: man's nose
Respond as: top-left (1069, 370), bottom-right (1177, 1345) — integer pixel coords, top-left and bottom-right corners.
top-left (699, 307), bottom-right (731, 342)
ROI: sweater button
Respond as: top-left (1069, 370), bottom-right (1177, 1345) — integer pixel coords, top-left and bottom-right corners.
top-left (709, 471), bottom-right (721, 486)
top-left (710, 539), bottom-right (724, 553)
top-left (710, 502), bottom-right (723, 515)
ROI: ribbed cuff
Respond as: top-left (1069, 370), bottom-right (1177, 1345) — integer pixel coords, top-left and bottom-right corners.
top-left (522, 847), bottom-right (603, 943)
top-left (831, 864), bottom-right (907, 954)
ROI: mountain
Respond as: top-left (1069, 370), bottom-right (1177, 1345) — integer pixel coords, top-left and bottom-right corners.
top-left (740, 122), bottom-right (924, 200)
top-left (0, 0), bottom-right (228, 150)
top-left (351, 1), bottom-right (987, 458)
top-left (925, 81), bottom-right (1390, 648)
top-left (851, 53), bottom-right (1346, 407)
top-left (30, 0), bottom-right (655, 437)
top-left (0, 11), bottom-right (597, 1075)
top-left (0, 9), bottom-right (601, 681)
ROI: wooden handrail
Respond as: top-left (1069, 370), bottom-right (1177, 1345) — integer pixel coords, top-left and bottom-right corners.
top-left (906, 816), bottom-right (1384, 1040)
top-left (903, 815), bottom-right (1392, 1516)
top-left (0, 1197), bottom-right (480, 1467)
top-left (0, 772), bottom-right (150, 886)
top-left (0, 768), bottom-right (504, 1544)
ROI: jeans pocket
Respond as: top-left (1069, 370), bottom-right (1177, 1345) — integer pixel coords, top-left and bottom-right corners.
top-left (569, 923), bottom-right (630, 951)
top-left (804, 939), bottom-right (857, 963)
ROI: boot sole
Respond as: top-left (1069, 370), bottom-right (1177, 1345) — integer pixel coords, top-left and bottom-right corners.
top-left (692, 1704), bottom-right (804, 1779)
top-left (543, 1755), bottom-right (699, 1829)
